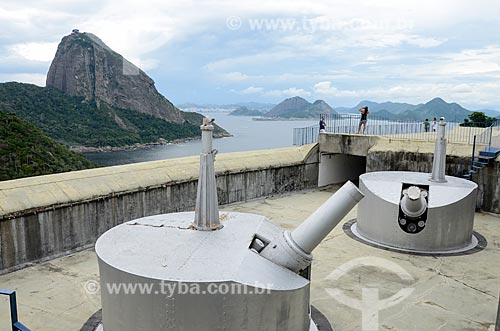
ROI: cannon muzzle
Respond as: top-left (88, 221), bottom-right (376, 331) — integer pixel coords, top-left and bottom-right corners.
top-left (259, 181), bottom-right (364, 272)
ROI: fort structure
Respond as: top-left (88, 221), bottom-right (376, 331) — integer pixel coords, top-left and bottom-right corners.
top-left (0, 129), bottom-right (499, 330)
top-left (0, 131), bottom-right (499, 273)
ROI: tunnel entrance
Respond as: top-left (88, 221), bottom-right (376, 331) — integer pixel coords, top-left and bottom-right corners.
top-left (318, 153), bottom-right (367, 187)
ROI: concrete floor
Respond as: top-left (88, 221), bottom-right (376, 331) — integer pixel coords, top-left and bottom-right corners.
top-left (0, 185), bottom-right (499, 331)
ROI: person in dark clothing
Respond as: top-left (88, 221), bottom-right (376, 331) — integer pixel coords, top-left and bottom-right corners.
top-left (319, 116), bottom-right (327, 132)
top-left (357, 106), bottom-right (369, 134)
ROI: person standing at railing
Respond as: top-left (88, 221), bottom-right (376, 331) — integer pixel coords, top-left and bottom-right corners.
top-left (424, 118), bottom-right (430, 132)
top-left (319, 116), bottom-right (327, 133)
top-left (432, 117), bottom-right (437, 132)
top-left (357, 106), bottom-right (369, 134)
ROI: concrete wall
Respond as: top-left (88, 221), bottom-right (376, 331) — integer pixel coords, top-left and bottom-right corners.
top-left (366, 151), bottom-right (471, 177)
top-left (475, 160), bottom-right (500, 214)
top-left (318, 153), bottom-right (366, 186)
top-left (0, 145), bottom-right (319, 273)
top-left (319, 133), bottom-right (378, 157)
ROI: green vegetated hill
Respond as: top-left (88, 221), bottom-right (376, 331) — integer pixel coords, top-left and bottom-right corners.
top-left (394, 98), bottom-right (472, 122)
top-left (229, 106), bottom-right (264, 116)
top-left (338, 100), bottom-right (419, 114)
top-left (266, 96), bottom-right (336, 118)
top-left (0, 82), bottom-right (213, 147)
top-left (0, 112), bottom-right (96, 181)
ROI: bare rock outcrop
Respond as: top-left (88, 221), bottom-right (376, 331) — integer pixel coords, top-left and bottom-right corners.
top-left (47, 31), bottom-right (184, 123)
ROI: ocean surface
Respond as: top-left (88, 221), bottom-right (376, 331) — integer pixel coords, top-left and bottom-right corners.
top-left (83, 113), bottom-right (317, 166)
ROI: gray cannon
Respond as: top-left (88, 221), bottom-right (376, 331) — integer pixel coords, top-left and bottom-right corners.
top-left (260, 181), bottom-right (364, 272)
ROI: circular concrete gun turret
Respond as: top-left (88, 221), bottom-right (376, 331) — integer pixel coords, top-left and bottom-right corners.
top-left (349, 117), bottom-right (483, 255)
top-left (95, 117), bottom-right (364, 331)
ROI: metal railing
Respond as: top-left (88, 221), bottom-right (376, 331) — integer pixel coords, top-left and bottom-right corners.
top-left (0, 289), bottom-right (31, 331)
top-left (293, 114), bottom-right (497, 146)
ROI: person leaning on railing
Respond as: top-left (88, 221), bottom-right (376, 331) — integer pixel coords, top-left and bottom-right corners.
top-left (357, 106), bottom-right (369, 134)
top-left (319, 116), bottom-right (327, 133)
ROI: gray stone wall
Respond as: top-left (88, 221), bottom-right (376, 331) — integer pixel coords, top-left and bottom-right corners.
top-left (475, 161), bottom-right (500, 214)
top-left (366, 151), bottom-right (471, 177)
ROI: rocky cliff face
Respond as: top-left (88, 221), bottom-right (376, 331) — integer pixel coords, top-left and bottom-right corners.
top-left (46, 31), bottom-right (184, 123)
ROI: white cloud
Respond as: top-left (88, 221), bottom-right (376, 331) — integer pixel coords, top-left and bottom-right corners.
top-left (237, 86), bottom-right (311, 98)
top-left (313, 81), bottom-right (358, 97)
top-left (2, 0), bottom-right (500, 108)
top-left (240, 86), bottom-right (264, 94)
top-left (221, 71), bottom-right (250, 82)
top-left (265, 87), bottom-right (311, 98)
top-left (204, 51), bottom-right (295, 72)
top-left (406, 36), bottom-right (444, 48)
top-left (8, 42), bottom-right (58, 62)
top-left (0, 73), bottom-right (46, 86)
top-left (127, 57), bottom-right (160, 71)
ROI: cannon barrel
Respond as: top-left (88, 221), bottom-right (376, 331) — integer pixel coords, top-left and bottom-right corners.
top-left (400, 186), bottom-right (427, 218)
top-left (291, 181), bottom-right (364, 254)
top-left (259, 181), bottom-right (364, 272)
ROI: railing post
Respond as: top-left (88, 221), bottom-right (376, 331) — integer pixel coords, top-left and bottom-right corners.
top-left (0, 289), bottom-right (31, 331)
top-left (489, 125), bottom-right (493, 150)
top-left (9, 292), bottom-right (19, 331)
top-left (496, 294), bottom-right (500, 331)
top-left (471, 135), bottom-right (476, 173)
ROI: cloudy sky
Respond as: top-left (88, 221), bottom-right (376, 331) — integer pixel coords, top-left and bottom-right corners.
top-left (1, 0), bottom-right (500, 109)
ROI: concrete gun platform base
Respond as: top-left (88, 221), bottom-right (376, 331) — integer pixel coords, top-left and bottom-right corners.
top-left (1, 186), bottom-right (499, 331)
top-left (79, 306), bottom-right (334, 331)
top-left (345, 220), bottom-right (488, 256)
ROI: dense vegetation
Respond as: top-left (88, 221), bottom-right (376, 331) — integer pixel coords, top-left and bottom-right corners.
top-left (462, 112), bottom-right (497, 127)
top-left (0, 82), bottom-right (205, 147)
top-left (229, 106), bottom-right (264, 116)
top-left (0, 112), bottom-right (95, 181)
top-left (266, 97), bottom-right (336, 119)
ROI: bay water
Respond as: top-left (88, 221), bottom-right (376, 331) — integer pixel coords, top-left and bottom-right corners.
top-left (83, 113), bottom-right (318, 166)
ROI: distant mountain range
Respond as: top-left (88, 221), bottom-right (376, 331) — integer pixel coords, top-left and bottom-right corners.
top-left (179, 102), bottom-right (275, 111)
top-left (476, 109), bottom-right (500, 118)
top-left (181, 96), bottom-right (500, 121)
top-left (336, 98), bottom-right (499, 122)
top-left (181, 97), bottom-right (337, 119)
top-left (336, 100), bottom-right (419, 114)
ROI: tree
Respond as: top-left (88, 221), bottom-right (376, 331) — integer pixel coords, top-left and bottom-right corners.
top-left (462, 112), bottom-right (496, 127)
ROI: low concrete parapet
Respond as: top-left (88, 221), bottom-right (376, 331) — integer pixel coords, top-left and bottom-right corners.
top-left (0, 145), bottom-right (319, 273)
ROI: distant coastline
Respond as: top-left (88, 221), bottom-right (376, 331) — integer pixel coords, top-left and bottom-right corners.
top-left (252, 117), bottom-right (319, 121)
top-left (72, 133), bottom-right (232, 153)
